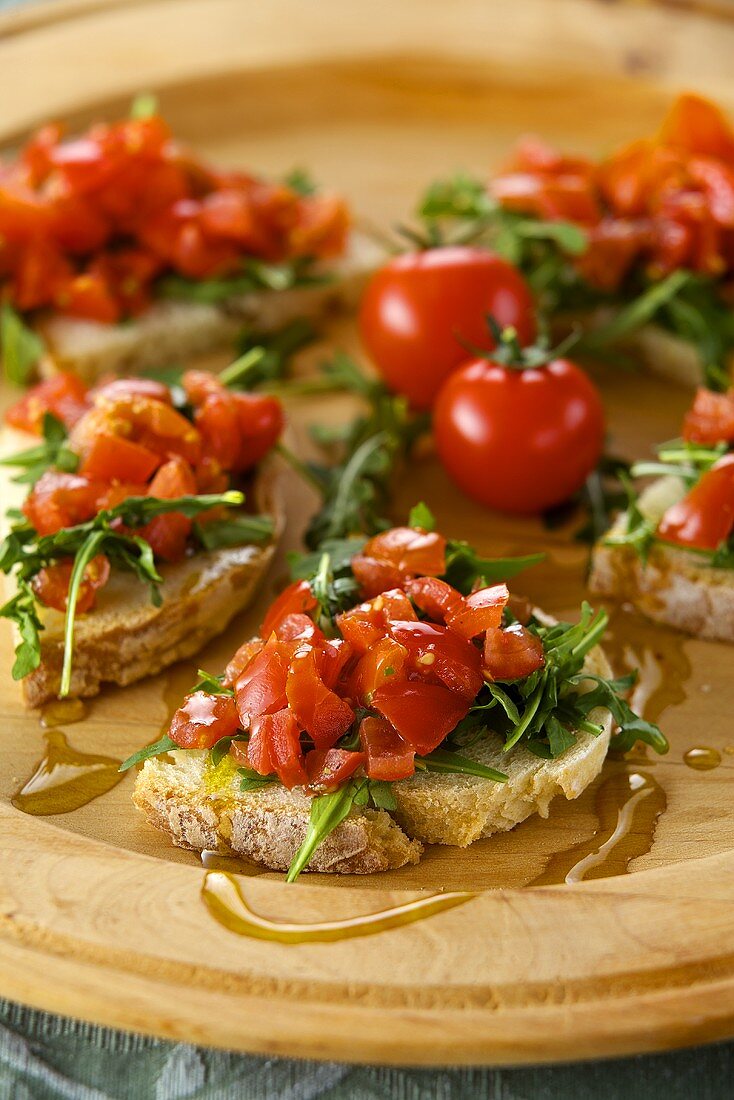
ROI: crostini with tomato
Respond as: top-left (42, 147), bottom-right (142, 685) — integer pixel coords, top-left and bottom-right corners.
top-left (0, 99), bottom-right (380, 385)
top-left (0, 365), bottom-right (284, 705)
top-left (128, 511), bottom-right (666, 878)
top-left (590, 387), bottom-right (734, 641)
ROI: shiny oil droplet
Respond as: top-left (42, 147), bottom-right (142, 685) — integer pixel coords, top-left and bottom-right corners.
top-left (200, 850), bottom-right (269, 877)
top-left (528, 768), bottom-right (666, 886)
top-left (40, 697), bottom-right (87, 728)
top-left (12, 730), bottom-right (124, 816)
top-left (202, 871), bottom-right (476, 944)
top-left (683, 747), bottom-right (721, 771)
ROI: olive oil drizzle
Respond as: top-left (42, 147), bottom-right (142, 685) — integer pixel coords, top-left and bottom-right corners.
top-left (202, 871), bottom-right (476, 943)
top-left (12, 729), bottom-right (124, 816)
top-left (683, 747), bottom-right (722, 771)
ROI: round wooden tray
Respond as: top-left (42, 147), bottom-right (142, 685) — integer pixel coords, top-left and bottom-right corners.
top-left (2, 0), bottom-right (734, 1066)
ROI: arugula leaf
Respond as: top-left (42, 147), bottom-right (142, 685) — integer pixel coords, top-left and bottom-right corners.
top-left (0, 412), bottom-right (79, 485)
top-left (286, 778), bottom-right (364, 881)
top-left (408, 501), bottom-right (436, 530)
top-left (209, 735), bottom-right (238, 767)
top-left (158, 257), bottom-right (324, 304)
top-left (193, 669), bottom-right (233, 696)
top-left (193, 514), bottom-right (274, 550)
top-left (0, 579), bottom-right (44, 678)
top-left (119, 735), bottom-right (178, 772)
top-left (416, 748), bottom-right (508, 783)
top-left (1, 303), bottom-right (44, 384)
top-left (603, 474), bottom-right (656, 563)
top-left (233, 318), bottom-right (317, 389)
top-left (443, 541), bottom-right (544, 595)
top-left (570, 672), bottom-right (669, 755)
top-left (283, 167), bottom-right (317, 196)
top-left (238, 766), bottom-right (278, 792)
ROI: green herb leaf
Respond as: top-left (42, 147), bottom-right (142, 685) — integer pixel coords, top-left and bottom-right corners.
top-left (130, 92), bottom-right (159, 119)
top-left (1, 303), bottom-right (44, 384)
top-left (286, 779), bottom-right (364, 882)
top-left (238, 766), bottom-right (278, 792)
top-left (417, 748), bottom-right (508, 783)
top-left (408, 501), bottom-right (436, 530)
top-left (119, 734), bottom-right (178, 772)
top-left (443, 541), bottom-right (544, 595)
top-left (0, 412), bottom-right (79, 485)
top-left (0, 579), bottom-right (44, 678)
top-left (570, 672), bottom-right (669, 755)
top-left (193, 514), bottom-right (274, 550)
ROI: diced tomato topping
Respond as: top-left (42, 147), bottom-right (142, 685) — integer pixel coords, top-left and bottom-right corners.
top-left (96, 481), bottom-right (149, 510)
top-left (91, 377), bottom-right (172, 404)
top-left (244, 708), bottom-right (307, 788)
top-left (193, 390), bottom-right (241, 470)
top-left (351, 555), bottom-right (405, 598)
top-left (79, 432), bottom-right (161, 483)
top-left (139, 455), bottom-right (197, 562)
top-left (682, 388), bottom-right (734, 445)
top-left (389, 619), bottom-right (483, 700)
top-left (234, 637), bottom-right (294, 727)
top-left (223, 637), bottom-right (264, 687)
top-left (404, 576), bottom-right (463, 623)
top-left (360, 716), bottom-right (416, 781)
top-left (232, 393), bottom-right (285, 472)
top-left (362, 526), bottom-right (447, 577)
top-left (336, 588), bottom-right (416, 655)
top-left (260, 579), bottom-right (318, 639)
top-left (56, 271), bottom-right (120, 323)
top-left (285, 646), bottom-right (355, 749)
top-left (5, 372), bottom-right (89, 435)
top-left (657, 454), bottom-right (734, 551)
top-left (23, 470), bottom-right (103, 535)
top-left (484, 623), bottom-right (545, 681)
top-left (236, 720), bottom-right (272, 776)
top-left (445, 583), bottom-right (509, 640)
top-left (168, 690), bottom-right (240, 750)
top-left (31, 553), bottom-right (110, 613)
top-left (350, 636), bottom-right (408, 705)
top-left (371, 680), bottom-right (471, 754)
top-left (305, 748), bottom-right (365, 794)
top-left (275, 613), bottom-right (325, 644)
top-left (316, 638), bottom-right (355, 691)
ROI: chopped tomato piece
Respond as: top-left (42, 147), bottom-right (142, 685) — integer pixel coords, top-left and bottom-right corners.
top-left (12, 238), bottom-right (73, 311)
top-left (350, 636), bottom-right (408, 705)
top-left (91, 377), bottom-right (172, 404)
top-left (232, 393), bottom-right (284, 471)
top-left (316, 638), bottom-right (355, 691)
top-left (371, 680), bottom-right (471, 754)
top-left (657, 454), bottom-right (734, 551)
top-left (337, 588), bottom-right (416, 655)
top-left (79, 432), bottom-right (161, 482)
top-left (351, 554), bottom-right (405, 598)
top-left (285, 646), bottom-right (355, 749)
top-left (139, 455), bottom-right (198, 562)
top-left (56, 271), bottom-right (120, 323)
top-left (23, 470), bottom-right (103, 535)
top-left (362, 526), bottom-right (447, 576)
top-left (445, 583), bottom-right (509, 640)
top-left (260, 580), bottom-right (318, 639)
top-left (484, 623), bottom-right (545, 681)
top-left (223, 637), bottom-right (264, 687)
top-left (682, 388), bottom-right (734, 445)
top-left (234, 637), bottom-right (294, 727)
top-left (305, 747), bottom-right (365, 794)
top-left (360, 716), bottom-right (416, 781)
top-left (193, 391), bottom-right (241, 470)
top-left (31, 553), bottom-right (110, 613)
top-left (405, 576), bottom-right (462, 623)
top-left (168, 690), bottom-right (239, 750)
top-left (237, 720), bottom-right (272, 776)
top-left (659, 93), bottom-right (734, 161)
top-left (389, 619), bottom-right (483, 700)
top-left (275, 613), bottom-right (325, 644)
top-left (243, 708), bottom-right (307, 788)
top-left (4, 372), bottom-right (89, 435)
top-left (96, 481), bottom-right (149, 510)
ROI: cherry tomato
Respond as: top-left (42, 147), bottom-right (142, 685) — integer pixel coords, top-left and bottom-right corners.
top-left (168, 690), bottom-right (239, 750)
top-left (359, 716), bottom-right (416, 781)
top-left (389, 619), bottom-right (483, 700)
top-left (5, 372), bottom-right (89, 435)
top-left (434, 357), bottom-right (605, 514)
top-left (305, 748), bottom-right (365, 795)
top-left (359, 246), bottom-right (536, 410)
top-left (445, 583), bottom-right (509, 640)
top-left (260, 579), bottom-right (318, 639)
top-left (657, 454), bottom-right (734, 550)
top-left (79, 432), bottom-right (161, 483)
top-left (23, 470), bottom-right (103, 535)
top-left (31, 554), bottom-right (110, 613)
top-left (404, 576), bottom-right (462, 623)
top-left (682, 388), bottom-right (734, 444)
top-left (285, 646), bottom-right (355, 749)
top-left (484, 623), bottom-right (545, 681)
top-left (371, 680), bottom-right (471, 754)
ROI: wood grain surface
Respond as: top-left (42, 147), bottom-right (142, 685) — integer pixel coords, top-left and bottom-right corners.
top-left (1, 0), bottom-right (734, 1066)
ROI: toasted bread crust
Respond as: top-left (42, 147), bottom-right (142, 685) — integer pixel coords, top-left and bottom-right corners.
top-left (132, 644), bottom-right (612, 875)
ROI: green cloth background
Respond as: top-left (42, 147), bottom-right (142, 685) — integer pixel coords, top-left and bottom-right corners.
top-left (2, 0), bottom-right (734, 1095)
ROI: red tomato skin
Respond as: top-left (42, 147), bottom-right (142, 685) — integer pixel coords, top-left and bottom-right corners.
top-left (336, 588), bottom-right (416, 656)
top-left (360, 716), bottom-right (416, 780)
top-left (388, 619), bottom-right (483, 701)
top-left (445, 583), bottom-right (510, 640)
top-left (484, 623), bottom-right (545, 681)
top-left (31, 553), bottom-right (110, 613)
top-left (405, 576), bottom-right (463, 623)
top-left (23, 470), bottom-right (103, 535)
top-left (5, 372), bottom-right (89, 434)
top-left (682, 388), bottom-right (734, 445)
top-left (286, 646), bottom-right (355, 749)
top-left (139, 455), bottom-right (198, 563)
top-left (232, 393), bottom-right (284, 471)
top-left (305, 748), bottom-right (365, 794)
top-left (371, 680), bottom-right (471, 754)
top-left (657, 454), bottom-right (734, 550)
top-left (235, 639), bottom-right (293, 727)
top-left (79, 432), bottom-right (161, 483)
top-left (351, 636), bottom-right (408, 706)
top-left (316, 638), bottom-right (355, 691)
top-left (359, 246), bottom-right (537, 410)
top-left (256, 708), bottom-right (308, 789)
top-left (275, 613), bottom-right (325, 645)
top-left (362, 527), bottom-right (447, 576)
top-left (92, 377), bottom-right (172, 405)
top-left (351, 555), bottom-right (405, 598)
top-left (194, 392), bottom-right (241, 470)
top-left (434, 357), bottom-right (605, 514)
top-left (260, 580), bottom-right (317, 639)
top-left (224, 638), bottom-right (264, 688)
top-left (168, 690), bottom-right (239, 749)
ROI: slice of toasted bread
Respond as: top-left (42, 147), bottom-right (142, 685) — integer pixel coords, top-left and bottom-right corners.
top-left (2, 459), bottom-right (284, 708)
top-left (37, 232), bottom-right (383, 384)
top-left (132, 645), bottom-right (612, 875)
top-left (589, 476), bottom-right (734, 642)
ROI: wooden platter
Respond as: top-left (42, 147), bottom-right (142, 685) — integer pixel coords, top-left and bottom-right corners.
top-left (2, 0), bottom-right (734, 1066)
